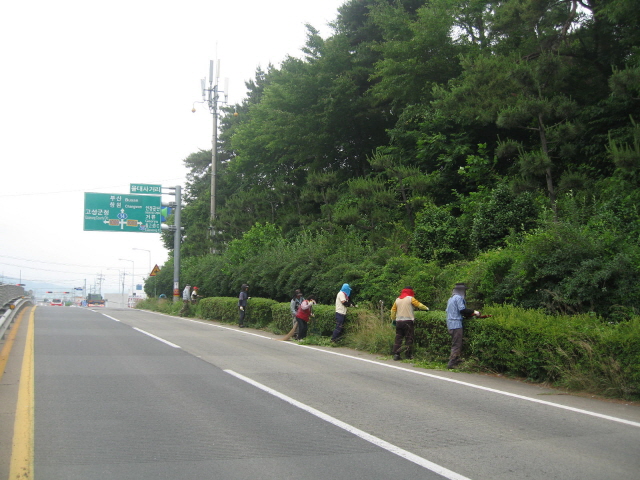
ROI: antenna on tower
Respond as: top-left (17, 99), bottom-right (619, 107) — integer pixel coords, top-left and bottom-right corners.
top-left (194, 59), bottom-right (229, 246)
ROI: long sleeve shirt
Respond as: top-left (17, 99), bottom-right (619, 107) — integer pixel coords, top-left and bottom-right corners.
top-left (390, 296), bottom-right (428, 321)
top-left (446, 294), bottom-right (473, 329)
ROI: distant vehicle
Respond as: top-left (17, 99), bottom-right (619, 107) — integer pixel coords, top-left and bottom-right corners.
top-left (86, 294), bottom-right (105, 307)
top-left (50, 299), bottom-right (63, 306)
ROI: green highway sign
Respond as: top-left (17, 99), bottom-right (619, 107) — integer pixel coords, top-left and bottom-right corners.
top-left (84, 193), bottom-right (162, 233)
top-left (130, 183), bottom-right (162, 194)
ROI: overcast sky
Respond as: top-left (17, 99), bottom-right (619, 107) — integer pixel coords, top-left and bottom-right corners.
top-left (0, 0), bottom-right (347, 296)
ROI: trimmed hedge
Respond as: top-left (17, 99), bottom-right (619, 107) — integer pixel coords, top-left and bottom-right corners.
top-left (413, 310), bottom-right (451, 360)
top-left (409, 305), bottom-right (639, 400)
top-left (269, 302), bottom-right (339, 336)
top-left (198, 297), bottom-right (278, 328)
top-left (196, 298), bottom-right (340, 336)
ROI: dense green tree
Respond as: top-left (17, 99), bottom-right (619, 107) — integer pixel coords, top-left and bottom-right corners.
top-left (434, 51), bottom-right (582, 214)
top-left (412, 203), bottom-right (469, 263)
top-left (470, 182), bottom-right (541, 251)
top-left (368, 0), bottom-right (465, 110)
top-left (145, 0), bottom-right (640, 321)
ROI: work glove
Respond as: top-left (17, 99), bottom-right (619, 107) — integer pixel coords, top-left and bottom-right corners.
top-left (240, 306), bottom-right (244, 311)
top-left (473, 310), bottom-right (480, 316)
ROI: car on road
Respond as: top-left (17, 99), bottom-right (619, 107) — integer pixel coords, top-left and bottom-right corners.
top-left (50, 299), bottom-right (63, 306)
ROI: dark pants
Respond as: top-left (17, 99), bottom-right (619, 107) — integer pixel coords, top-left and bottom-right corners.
top-left (331, 313), bottom-right (346, 341)
top-left (296, 317), bottom-right (308, 340)
top-left (180, 300), bottom-right (190, 316)
top-left (393, 320), bottom-right (415, 358)
top-left (239, 307), bottom-right (246, 326)
top-left (448, 328), bottom-right (463, 368)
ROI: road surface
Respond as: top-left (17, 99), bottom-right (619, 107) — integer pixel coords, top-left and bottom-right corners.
top-left (1, 305), bottom-right (639, 479)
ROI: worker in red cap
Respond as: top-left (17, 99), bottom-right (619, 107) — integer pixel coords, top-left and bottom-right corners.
top-left (190, 286), bottom-right (200, 304)
top-left (390, 286), bottom-right (429, 361)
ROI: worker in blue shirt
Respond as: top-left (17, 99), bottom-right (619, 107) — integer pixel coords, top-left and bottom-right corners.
top-left (446, 283), bottom-right (479, 369)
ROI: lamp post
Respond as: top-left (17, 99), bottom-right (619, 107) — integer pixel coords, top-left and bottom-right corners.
top-left (118, 259), bottom-right (134, 304)
top-left (132, 248), bottom-right (151, 273)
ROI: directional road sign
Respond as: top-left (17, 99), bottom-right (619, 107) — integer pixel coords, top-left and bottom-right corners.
top-left (130, 183), bottom-right (162, 195)
top-left (84, 193), bottom-right (162, 233)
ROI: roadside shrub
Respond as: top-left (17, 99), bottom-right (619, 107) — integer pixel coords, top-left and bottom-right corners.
top-left (466, 248), bottom-right (517, 305)
top-left (431, 261), bottom-right (478, 310)
top-left (461, 222), bottom-right (640, 319)
top-left (464, 306), bottom-right (579, 381)
top-left (412, 203), bottom-right (468, 263)
top-left (198, 297), bottom-right (277, 328)
top-left (346, 307), bottom-right (394, 354)
top-left (463, 305), bottom-right (640, 399)
top-left (553, 318), bottom-right (640, 398)
top-left (359, 256), bottom-right (440, 309)
top-left (413, 310), bottom-right (451, 360)
top-left (270, 303), bottom-right (337, 336)
top-left (135, 297), bottom-right (183, 315)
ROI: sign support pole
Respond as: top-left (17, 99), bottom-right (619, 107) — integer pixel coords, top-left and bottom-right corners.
top-left (172, 185), bottom-right (182, 303)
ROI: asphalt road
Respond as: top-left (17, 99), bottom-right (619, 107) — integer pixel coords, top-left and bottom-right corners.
top-left (7, 305), bottom-right (640, 479)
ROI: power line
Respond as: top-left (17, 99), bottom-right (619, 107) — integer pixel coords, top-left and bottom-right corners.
top-left (0, 261), bottom-right (103, 276)
top-left (0, 178), bottom-right (184, 198)
top-left (0, 255), bottom-right (116, 272)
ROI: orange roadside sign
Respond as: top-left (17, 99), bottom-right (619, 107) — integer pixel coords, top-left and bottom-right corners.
top-left (149, 264), bottom-right (161, 277)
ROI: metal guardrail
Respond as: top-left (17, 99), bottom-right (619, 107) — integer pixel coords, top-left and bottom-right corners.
top-left (0, 284), bottom-right (29, 340)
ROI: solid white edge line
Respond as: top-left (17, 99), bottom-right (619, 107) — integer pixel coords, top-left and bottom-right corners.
top-left (295, 345), bottom-right (640, 429)
top-left (138, 310), bottom-right (640, 428)
top-left (225, 369), bottom-right (472, 480)
top-left (132, 327), bottom-right (181, 348)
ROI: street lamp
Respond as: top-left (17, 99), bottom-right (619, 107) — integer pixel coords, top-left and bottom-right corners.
top-left (132, 248), bottom-right (151, 274)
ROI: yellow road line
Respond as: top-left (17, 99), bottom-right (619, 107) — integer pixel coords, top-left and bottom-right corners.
top-left (9, 306), bottom-right (35, 479)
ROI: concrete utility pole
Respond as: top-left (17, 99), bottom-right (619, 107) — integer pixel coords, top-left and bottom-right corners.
top-left (173, 185), bottom-right (181, 302)
top-left (200, 60), bottom-right (228, 230)
top-left (160, 185), bottom-right (182, 302)
top-left (118, 259), bottom-right (134, 297)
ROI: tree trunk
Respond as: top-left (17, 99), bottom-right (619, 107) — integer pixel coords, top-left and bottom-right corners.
top-left (538, 114), bottom-right (557, 218)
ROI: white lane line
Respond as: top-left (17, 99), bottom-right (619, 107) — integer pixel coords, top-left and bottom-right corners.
top-left (132, 327), bottom-right (181, 348)
top-left (181, 318), bottom-right (274, 339)
top-left (294, 345), bottom-right (640, 429)
top-left (225, 369), bottom-right (472, 480)
top-left (101, 312), bottom-right (180, 348)
top-left (138, 311), bottom-right (640, 428)
top-left (144, 311), bottom-right (273, 340)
